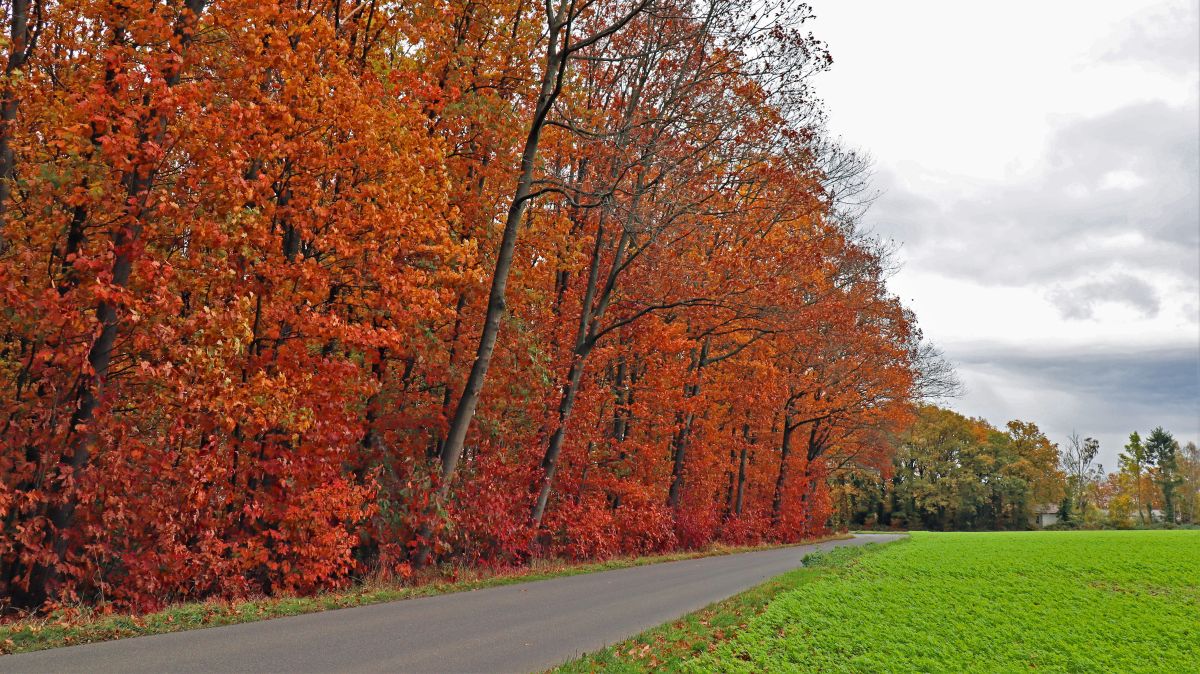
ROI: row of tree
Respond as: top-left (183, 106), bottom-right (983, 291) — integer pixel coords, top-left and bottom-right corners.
top-left (0, 1), bottom-right (936, 613)
top-left (1063, 428), bottom-right (1200, 527)
top-left (839, 406), bottom-right (1199, 530)
top-left (836, 406), bottom-right (1062, 530)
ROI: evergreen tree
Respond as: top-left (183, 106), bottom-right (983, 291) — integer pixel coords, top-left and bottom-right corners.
top-left (1145, 427), bottom-right (1181, 523)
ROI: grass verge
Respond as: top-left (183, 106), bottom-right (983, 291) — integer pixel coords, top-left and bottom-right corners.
top-left (0, 534), bottom-right (849, 656)
top-left (555, 539), bottom-right (899, 673)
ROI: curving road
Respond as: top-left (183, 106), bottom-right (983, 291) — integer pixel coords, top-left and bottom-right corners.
top-left (3, 533), bottom-right (903, 673)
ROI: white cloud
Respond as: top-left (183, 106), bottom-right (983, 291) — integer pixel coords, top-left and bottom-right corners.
top-left (809, 0), bottom-right (1200, 457)
top-left (1098, 169), bottom-right (1147, 191)
top-left (1048, 273), bottom-right (1161, 320)
top-left (1099, 0), bottom-right (1200, 76)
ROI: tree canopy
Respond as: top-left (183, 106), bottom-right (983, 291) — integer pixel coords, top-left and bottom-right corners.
top-left (0, 0), bottom-right (926, 613)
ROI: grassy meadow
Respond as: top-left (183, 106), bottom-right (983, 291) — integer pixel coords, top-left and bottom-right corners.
top-left (562, 530), bottom-right (1200, 673)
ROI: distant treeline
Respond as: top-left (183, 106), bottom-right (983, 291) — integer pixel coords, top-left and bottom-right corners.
top-left (837, 405), bottom-right (1200, 531)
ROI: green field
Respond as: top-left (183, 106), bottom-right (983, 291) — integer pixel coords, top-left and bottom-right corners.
top-left (567, 531), bottom-right (1200, 673)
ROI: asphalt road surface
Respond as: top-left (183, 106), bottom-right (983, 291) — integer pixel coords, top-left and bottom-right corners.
top-left (3, 533), bottom-right (903, 673)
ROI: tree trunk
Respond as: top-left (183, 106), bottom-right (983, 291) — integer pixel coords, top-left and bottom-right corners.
top-left (771, 418), bottom-right (796, 524)
top-left (431, 292), bottom-right (467, 459)
top-left (0, 0), bottom-right (33, 247)
top-left (530, 183), bottom-right (620, 526)
top-left (724, 446), bottom-right (737, 516)
top-left (667, 341), bottom-right (709, 508)
top-left (666, 408), bottom-right (692, 508)
top-left (611, 355), bottom-right (629, 442)
top-left (1137, 472), bottom-right (1148, 524)
top-left (436, 18), bottom-right (567, 501)
top-left (531, 350), bottom-right (590, 525)
top-left (734, 443), bottom-right (748, 516)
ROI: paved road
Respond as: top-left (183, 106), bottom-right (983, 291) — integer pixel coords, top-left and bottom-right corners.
top-left (3, 533), bottom-right (903, 673)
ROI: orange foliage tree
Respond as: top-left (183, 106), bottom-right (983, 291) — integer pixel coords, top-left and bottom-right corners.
top-left (1, 0), bottom-right (926, 614)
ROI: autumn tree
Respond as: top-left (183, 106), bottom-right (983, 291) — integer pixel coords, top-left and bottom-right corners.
top-left (999, 420), bottom-right (1064, 525)
top-left (434, 0), bottom-right (656, 513)
top-left (1119, 431), bottom-right (1153, 524)
top-left (1, 0), bottom-right (457, 610)
top-left (846, 407), bottom-right (1066, 530)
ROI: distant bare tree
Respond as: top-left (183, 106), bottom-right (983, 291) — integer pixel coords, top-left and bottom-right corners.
top-left (814, 137), bottom-right (877, 228)
top-left (1061, 432), bottom-right (1102, 519)
top-left (910, 338), bottom-right (962, 402)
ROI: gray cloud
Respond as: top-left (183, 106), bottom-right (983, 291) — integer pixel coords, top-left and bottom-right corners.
top-left (866, 169), bottom-right (942, 247)
top-left (1048, 273), bottom-right (1162, 319)
top-left (949, 343), bottom-right (1200, 469)
top-left (1100, 1), bottom-right (1200, 77)
top-left (877, 99), bottom-right (1200, 289)
top-left (841, 1), bottom-right (1200, 470)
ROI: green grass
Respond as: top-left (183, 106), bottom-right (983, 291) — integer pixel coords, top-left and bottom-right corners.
top-left (0, 535), bottom-right (847, 656)
top-left (560, 531), bottom-right (1200, 673)
top-left (556, 542), bottom-right (890, 673)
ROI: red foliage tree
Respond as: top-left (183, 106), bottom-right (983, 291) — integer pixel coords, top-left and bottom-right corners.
top-left (0, 0), bottom-right (925, 614)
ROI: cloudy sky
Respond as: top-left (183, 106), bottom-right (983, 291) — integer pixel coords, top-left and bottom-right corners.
top-left (808, 0), bottom-right (1200, 469)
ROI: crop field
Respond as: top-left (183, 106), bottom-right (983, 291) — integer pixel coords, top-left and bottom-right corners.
top-left (567, 530), bottom-right (1200, 673)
